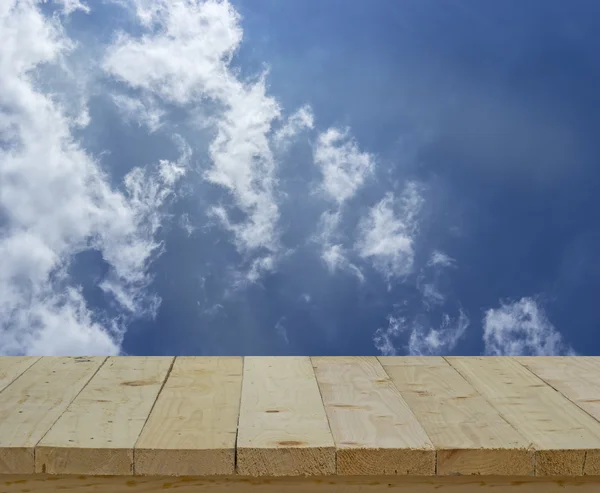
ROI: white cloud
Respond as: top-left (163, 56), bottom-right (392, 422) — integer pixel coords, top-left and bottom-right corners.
top-left (317, 209), bottom-right (342, 244)
top-left (321, 244), bottom-right (365, 282)
top-left (159, 136), bottom-right (189, 185)
top-left (420, 282), bottom-right (446, 307)
top-left (246, 255), bottom-right (276, 284)
top-left (321, 243), bottom-right (346, 272)
top-left (407, 310), bottom-right (469, 355)
top-left (315, 211), bottom-right (364, 281)
top-left (313, 127), bottom-right (374, 204)
top-left (373, 309), bottom-right (469, 356)
top-left (428, 250), bottom-right (456, 268)
top-left (0, 0), bottom-right (185, 355)
top-left (99, 141), bottom-right (190, 314)
top-left (111, 94), bottom-right (164, 132)
top-left (104, 0), bottom-right (243, 104)
top-left (312, 130), bottom-right (374, 278)
top-left (273, 105), bottom-right (314, 150)
top-left (104, 0), bottom-right (291, 278)
top-left (275, 316), bottom-right (289, 345)
top-left (205, 75), bottom-right (281, 253)
top-left (356, 182), bottom-right (423, 280)
top-left (179, 213), bottom-right (196, 236)
top-left (315, 210), bottom-right (343, 271)
top-left (53, 0), bottom-right (90, 14)
top-left (418, 250), bottom-right (457, 308)
top-left (483, 297), bottom-right (575, 356)
top-left (373, 315), bottom-right (405, 356)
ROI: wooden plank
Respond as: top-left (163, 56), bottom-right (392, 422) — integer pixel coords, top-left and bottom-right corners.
top-left (516, 356), bottom-right (600, 474)
top-left (134, 357), bottom-right (243, 476)
top-left (515, 357), bottom-right (600, 417)
top-left (379, 356), bottom-right (534, 475)
top-left (1, 474), bottom-right (600, 493)
top-left (379, 356), bottom-right (441, 367)
top-left (35, 356), bottom-right (173, 475)
top-left (447, 357), bottom-right (600, 476)
top-left (0, 357), bottom-right (40, 393)
top-left (0, 357), bottom-right (105, 474)
top-left (236, 356), bottom-right (335, 476)
top-left (312, 356), bottom-right (435, 475)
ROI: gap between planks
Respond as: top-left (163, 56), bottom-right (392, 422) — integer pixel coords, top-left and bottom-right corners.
top-left (131, 356), bottom-right (176, 475)
top-left (446, 357), bottom-right (600, 477)
top-left (35, 357), bottom-right (174, 475)
top-left (32, 357), bottom-right (109, 475)
top-left (134, 357), bottom-right (243, 476)
top-left (0, 357), bottom-right (109, 474)
top-left (3, 357), bottom-right (600, 478)
top-left (312, 356), bottom-right (435, 476)
top-left (514, 356), bottom-right (600, 475)
top-left (379, 356), bottom-right (535, 476)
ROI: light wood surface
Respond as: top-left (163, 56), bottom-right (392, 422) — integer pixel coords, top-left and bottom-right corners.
top-left (0, 357), bottom-right (40, 393)
top-left (516, 356), bottom-right (600, 474)
top-left (1, 356), bottom-right (600, 481)
top-left (236, 357), bottom-right (335, 476)
top-left (1, 474), bottom-right (600, 493)
top-left (134, 357), bottom-right (243, 476)
top-left (35, 357), bottom-right (173, 475)
top-left (447, 357), bottom-right (600, 476)
top-left (380, 356), bottom-right (534, 476)
top-left (313, 356), bottom-right (434, 475)
top-left (0, 357), bottom-right (105, 474)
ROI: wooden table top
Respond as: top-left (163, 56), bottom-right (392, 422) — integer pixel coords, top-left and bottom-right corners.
top-left (1, 356), bottom-right (600, 478)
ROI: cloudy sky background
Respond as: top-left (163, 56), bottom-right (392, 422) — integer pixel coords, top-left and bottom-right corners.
top-left (2, 0), bottom-right (599, 356)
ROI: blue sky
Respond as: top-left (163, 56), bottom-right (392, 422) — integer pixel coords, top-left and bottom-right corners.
top-left (1, 0), bottom-right (599, 356)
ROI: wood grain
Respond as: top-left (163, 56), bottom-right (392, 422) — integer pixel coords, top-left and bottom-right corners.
top-left (134, 357), bottom-right (243, 476)
top-left (35, 356), bottom-right (173, 475)
top-left (380, 356), bottom-right (534, 476)
top-left (516, 356), bottom-right (600, 474)
top-left (236, 357), bottom-right (335, 476)
top-left (0, 356), bottom-right (599, 480)
top-left (447, 357), bottom-right (600, 476)
top-left (1, 474), bottom-right (600, 493)
top-left (313, 356), bottom-right (434, 475)
top-left (0, 357), bottom-right (105, 474)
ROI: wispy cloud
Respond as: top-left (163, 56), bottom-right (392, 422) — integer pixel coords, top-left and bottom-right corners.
top-left (99, 138), bottom-right (191, 314)
top-left (275, 316), bottom-right (289, 345)
top-left (314, 128), bottom-right (375, 204)
top-left (419, 282), bottom-right (446, 307)
top-left (312, 129), bottom-right (374, 278)
top-left (313, 127), bottom-right (374, 205)
top-left (374, 244), bottom-right (467, 356)
top-left (356, 182), bottom-right (423, 281)
top-left (312, 210), bottom-right (362, 281)
top-left (111, 94), bottom-right (165, 132)
top-left (417, 250), bottom-right (457, 308)
top-left (428, 250), bottom-right (456, 268)
top-left (321, 244), bottom-right (365, 282)
top-left (0, 0), bottom-right (183, 355)
top-left (273, 105), bottom-right (314, 151)
top-left (55, 0), bottom-right (90, 14)
top-left (104, 0), bottom-right (319, 281)
top-left (374, 309), bottom-right (469, 356)
top-left (407, 310), bottom-right (469, 355)
top-left (373, 314), bottom-right (405, 356)
top-left (483, 297), bottom-right (575, 356)
top-left (3, 0), bottom-right (576, 359)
